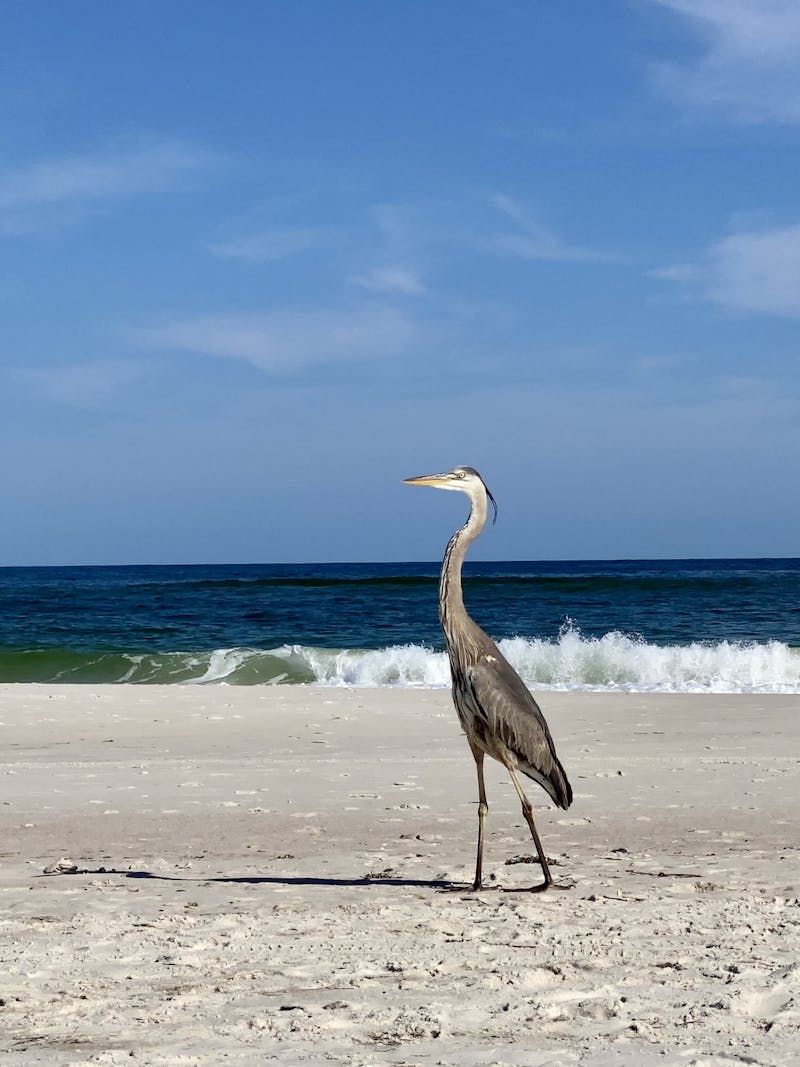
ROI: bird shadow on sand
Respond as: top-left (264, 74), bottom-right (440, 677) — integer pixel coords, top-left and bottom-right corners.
top-left (41, 866), bottom-right (456, 891)
top-left (40, 866), bottom-right (574, 894)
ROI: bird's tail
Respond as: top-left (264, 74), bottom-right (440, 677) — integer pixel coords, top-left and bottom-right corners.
top-left (525, 755), bottom-right (573, 810)
top-left (550, 756), bottom-right (573, 810)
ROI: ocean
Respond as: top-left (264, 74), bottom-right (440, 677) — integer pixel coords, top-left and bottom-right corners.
top-left (1, 559), bottom-right (799, 692)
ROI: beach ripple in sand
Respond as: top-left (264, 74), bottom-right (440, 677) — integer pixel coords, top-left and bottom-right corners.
top-left (1, 889), bottom-right (798, 1065)
top-left (0, 685), bottom-right (798, 1065)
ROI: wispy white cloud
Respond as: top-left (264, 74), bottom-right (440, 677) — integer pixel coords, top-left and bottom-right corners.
top-left (706, 224), bottom-right (800, 315)
top-left (345, 205), bottom-right (434, 295)
top-left (651, 0), bottom-right (800, 123)
top-left (207, 225), bottom-right (338, 262)
top-left (489, 193), bottom-right (612, 263)
top-left (350, 266), bottom-right (427, 296)
top-left (649, 262), bottom-right (703, 285)
top-left (654, 221), bottom-right (800, 317)
top-left (370, 203), bottom-right (432, 257)
top-left (0, 141), bottom-right (216, 234)
top-left (203, 194), bottom-right (612, 312)
top-left (136, 305), bottom-right (419, 371)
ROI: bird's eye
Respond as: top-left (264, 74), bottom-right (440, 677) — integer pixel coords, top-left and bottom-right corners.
top-left (457, 471), bottom-right (466, 479)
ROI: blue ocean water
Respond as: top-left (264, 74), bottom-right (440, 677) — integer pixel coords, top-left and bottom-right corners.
top-left (0, 560), bottom-right (799, 691)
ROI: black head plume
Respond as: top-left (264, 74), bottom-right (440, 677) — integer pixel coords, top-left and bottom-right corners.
top-left (459, 466), bottom-right (497, 526)
top-left (486, 484), bottom-right (498, 526)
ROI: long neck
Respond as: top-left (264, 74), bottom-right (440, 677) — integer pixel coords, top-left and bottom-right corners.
top-left (439, 490), bottom-right (487, 651)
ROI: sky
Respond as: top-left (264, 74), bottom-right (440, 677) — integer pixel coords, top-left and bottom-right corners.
top-left (2, 0), bottom-right (800, 564)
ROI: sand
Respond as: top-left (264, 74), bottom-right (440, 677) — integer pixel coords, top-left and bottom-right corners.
top-left (0, 683), bottom-right (798, 1066)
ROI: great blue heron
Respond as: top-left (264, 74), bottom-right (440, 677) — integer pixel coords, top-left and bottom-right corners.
top-left (405, 466), bottom-right (572, 892)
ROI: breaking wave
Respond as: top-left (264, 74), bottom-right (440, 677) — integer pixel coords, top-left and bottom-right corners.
top-left (3, 627), bottom-right (800, 692)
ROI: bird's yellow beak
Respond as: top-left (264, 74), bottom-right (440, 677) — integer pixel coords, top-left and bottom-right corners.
top-left (404, 473), bottom-right (451, 489)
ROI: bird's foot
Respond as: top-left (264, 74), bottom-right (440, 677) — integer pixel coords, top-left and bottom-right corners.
top-left (437, 879), bottom-right (501, 894)
top-left (500, 877), bottom-right (575, 894)
top-left (532, 878), bottom-right (574, 892)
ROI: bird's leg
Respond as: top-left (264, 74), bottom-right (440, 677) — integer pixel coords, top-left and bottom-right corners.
top-left (470, 743), bottom-right (488, 891)
top-left (506, 766), bottom-right (555, 891)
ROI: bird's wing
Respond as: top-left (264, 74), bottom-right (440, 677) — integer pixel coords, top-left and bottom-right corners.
top-left (466, 656), bottom-right (572, 809)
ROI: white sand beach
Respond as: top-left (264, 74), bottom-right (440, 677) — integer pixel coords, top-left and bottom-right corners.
top-left (0, 683), bottom-right (798, 1065)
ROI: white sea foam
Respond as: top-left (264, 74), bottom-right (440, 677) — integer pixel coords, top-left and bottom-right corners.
top-left (299, 643), bottom-right (451, 687)
top-left (186, 628), bottom-right (800, 693)
top-left (495, 630), bottom-right (800, 693)
top-left (191, 647), bottom-right (251, 684)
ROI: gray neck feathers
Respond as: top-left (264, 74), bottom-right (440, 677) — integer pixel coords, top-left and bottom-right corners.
top-left (439, 489), bottom-right (488, 667)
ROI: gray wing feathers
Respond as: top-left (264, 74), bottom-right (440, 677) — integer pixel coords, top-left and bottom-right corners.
top-left (466, 658), bottom-right (573, 810)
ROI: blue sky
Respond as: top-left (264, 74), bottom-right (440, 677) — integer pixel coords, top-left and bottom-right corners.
top-left (2, 1), bottom-right (799, 564)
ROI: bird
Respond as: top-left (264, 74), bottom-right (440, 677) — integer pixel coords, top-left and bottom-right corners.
top-left (404, 465), bottom-right (572, 892)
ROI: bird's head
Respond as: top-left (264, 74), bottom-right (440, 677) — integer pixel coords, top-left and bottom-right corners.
top-left (404, 466), bottom-right (497, 524)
